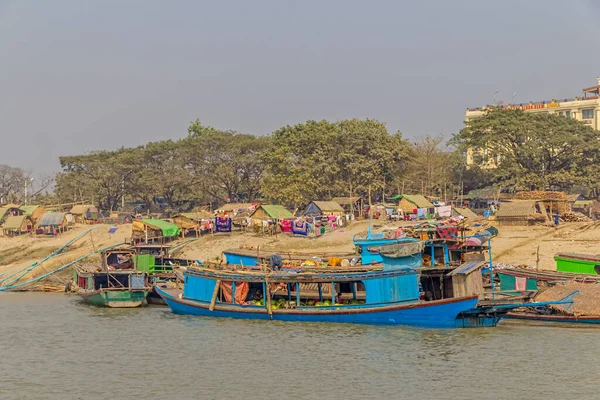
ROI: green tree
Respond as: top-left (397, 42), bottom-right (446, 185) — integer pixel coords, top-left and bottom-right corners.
top-left (452, 109), bottom-right (600, 191)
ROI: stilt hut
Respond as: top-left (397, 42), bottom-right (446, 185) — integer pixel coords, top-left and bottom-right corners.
top-left (19, 205), bottom-right (46, 226)
top-left (132, 219), bottom-right (180, 243)
top-left (38, 212), bottom-right (69, 235)
top-left (0, 204), bottom-right (22, 225)
top-left (303, 201), bottom-right (344, 216)
top-left (172, 212), bottom-right (213, 235)
top-left (2, 215), bottom-right (34, 236)
top-left (70, 204), bottom-right (99, 224)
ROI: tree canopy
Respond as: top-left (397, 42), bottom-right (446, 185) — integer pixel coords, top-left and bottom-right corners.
top-left (453, 109), bottom-right (600, 192)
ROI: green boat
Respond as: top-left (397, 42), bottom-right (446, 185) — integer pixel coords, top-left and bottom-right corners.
top-left (74, 250), bottom-right (151, 308)
top-left (555, 253), bottom-right (600, 275)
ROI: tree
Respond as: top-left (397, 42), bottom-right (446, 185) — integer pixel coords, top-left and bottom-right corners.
top-left (183, 121), bottom-right (268, 204)
top-left (452, 109), bottom-right (600, 191)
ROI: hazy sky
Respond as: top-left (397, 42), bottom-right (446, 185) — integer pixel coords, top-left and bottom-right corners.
top-left (2, 0), bottom-right (600, 174)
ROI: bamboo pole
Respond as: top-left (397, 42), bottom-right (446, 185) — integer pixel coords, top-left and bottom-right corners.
top-left (209, 279), bottom-right (221, 311)
top-left (264, 277), bottom-right (273, 318)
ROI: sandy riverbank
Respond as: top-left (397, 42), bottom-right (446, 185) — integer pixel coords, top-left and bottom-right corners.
top-left (1, 220), bottom-right (599, 290)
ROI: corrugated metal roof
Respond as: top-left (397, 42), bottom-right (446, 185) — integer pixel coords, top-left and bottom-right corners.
top-left (310, 201), bottom-right (344, 212)
top-left (38, 212), bottom-right (67, 227)
top-left (495, 201), bottom-right (538, 218)
top-left (448, 261), bottom-right (485, 276)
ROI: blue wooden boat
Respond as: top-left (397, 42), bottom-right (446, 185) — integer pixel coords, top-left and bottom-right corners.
top-left (157, 241), bottom-right (512, 328)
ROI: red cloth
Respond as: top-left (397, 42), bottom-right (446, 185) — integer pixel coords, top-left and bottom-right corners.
top-left (280, 219), bottom-right (292, 232)
top-left (221, 281), bottom-right (249, 304)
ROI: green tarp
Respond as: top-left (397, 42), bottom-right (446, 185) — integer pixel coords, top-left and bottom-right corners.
top-left (257, 205), bottom-right (294, 219)
top-left (141, 219), bottom-right (180, 237)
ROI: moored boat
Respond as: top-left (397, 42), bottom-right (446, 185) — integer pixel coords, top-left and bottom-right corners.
top-left (74, 250), bottom-right (152, 308)
top-left (555, 252), bottom-right (600, 275)
top-left (158, 241), bottom-right (515, 328)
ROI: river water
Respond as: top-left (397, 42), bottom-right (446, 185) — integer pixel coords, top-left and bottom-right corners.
top-left (1, 293), bottom-right (599, 400)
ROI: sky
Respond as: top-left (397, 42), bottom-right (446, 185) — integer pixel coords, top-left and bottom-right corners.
top-left (2, 0), bottom-right (600, 175)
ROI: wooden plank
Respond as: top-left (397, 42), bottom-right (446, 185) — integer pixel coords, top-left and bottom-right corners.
top-left (209, 279), bottom-right (221, 311)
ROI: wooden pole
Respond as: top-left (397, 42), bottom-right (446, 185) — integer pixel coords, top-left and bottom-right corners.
top-left (265, 278), bottom-right (273, 318)
top-left (209, 279), bottom-right (221, 311)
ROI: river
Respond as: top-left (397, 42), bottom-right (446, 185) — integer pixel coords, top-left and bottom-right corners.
top-left (1, 292), bottom-right (599, 400)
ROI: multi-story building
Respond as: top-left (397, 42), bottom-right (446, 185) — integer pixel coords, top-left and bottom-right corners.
top-left (465, 77), bottom-right (600, 167)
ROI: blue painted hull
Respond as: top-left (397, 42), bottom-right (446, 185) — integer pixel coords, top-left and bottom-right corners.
top-left (156, 287), bottom-right (480, 328)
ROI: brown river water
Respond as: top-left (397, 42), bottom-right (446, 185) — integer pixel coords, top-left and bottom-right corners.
top-left (1, 292), bottom-right (599, 400)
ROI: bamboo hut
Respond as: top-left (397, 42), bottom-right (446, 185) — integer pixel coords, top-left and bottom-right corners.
top-left (70, 204), bottom-right (99, 224)
top-left (495, 200), bottom-right (547, 226)
top-left (215, 203), bottom-right (258, 216)
top-left (2, 215), bottom-right (34, 236)
top-left (0, 204), bottom-right (22, 225)
top-left (172, 212), bottom-right (213, 234)
top-left (19, 205), bottom-right (46, 226)
top-left (392, 194), bottom-right (435, 216)
top-left (132, 219), bottom-right (180, 243)
top-left (303, 201), bottom-right (345, 216)
top-left (512, 191), bottom-right (569, 214)
top-left (249, 205), bottom-right (294, 222)
top-left (37, 212), bottom-right (70, 235)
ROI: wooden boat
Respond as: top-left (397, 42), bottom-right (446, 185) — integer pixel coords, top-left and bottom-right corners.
top-left (74, 250), bottom-right (152, 308)
top-left (505, 312), bottom-right (600, 325)
top-left (158, 241), bottom-right (516, 328)
top-left (497, 267), bottom-right (600, 293)
top-left (555, 253), bottom-right (600, 275)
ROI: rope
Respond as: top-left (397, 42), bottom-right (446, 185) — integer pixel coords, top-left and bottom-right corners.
top-left (0, 242), bottom-right (125, 291)
top-left (0, 225), bottom-right (104, 287)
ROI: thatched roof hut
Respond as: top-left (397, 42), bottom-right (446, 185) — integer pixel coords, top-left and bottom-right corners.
top-left (303, 201), bottom-right (344, 216)
top-left (0, 204), bottom-right (22, 225)
top-left (19, 205), bottom-right (46, 224)
top-left (249, 205), bottom-right (294, 221)
top-left (452, 207), bottom-right (479, 219)
top-left (2, 215), bottom-right (34, 236)
top-left (495, 200), bottom-right (546, 226)
top-left (172, 212), bottom-right (213, 230)
top-left (132, 219), bottom-right (180, 241)
top-left (392, 194), bottom-right (435, 214)
top-left (70, 204), bottom-right (99, 222)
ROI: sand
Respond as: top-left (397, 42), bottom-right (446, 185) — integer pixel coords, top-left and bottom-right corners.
top-left (2, 220), bottom-right (600, 290)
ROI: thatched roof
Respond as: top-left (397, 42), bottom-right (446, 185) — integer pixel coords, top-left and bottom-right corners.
top-left (0, 204), bottom-right (21, 220)
top-left (535, 282), bottom-right (600, 316)
top-left (495, 201), bottom-right (539, 218)
top-left (453, 207), bottom-right (479, 219)
top-left (216, 203), bottom-right (257, 212)
top-left (394, 194), bottom-right (434, 209)
top-left (330, 197), bottom-right (360, 205)
top-left (250, 205), bottom-right (294, 219)
top-left (70, 204), bottom-right (98, 215)
top-left (308, 201), bottom-right (344, 213)
top-left (2, 215), bottom-right (32, 230)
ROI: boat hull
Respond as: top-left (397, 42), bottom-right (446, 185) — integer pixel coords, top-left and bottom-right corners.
top-left (79, 289), bottom-right (149, 308)
top-left (555, 253), bottom-right (600, 275)
top-left (156, 287), bottom-right (481, 328)
top-left (505, 312), bottom-right (600, 325)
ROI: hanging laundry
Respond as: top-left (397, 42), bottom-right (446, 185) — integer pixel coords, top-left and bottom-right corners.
top-left (436, 205), bottom-right (452, 217)
top-left (215, 217), bottom-right (232, 233)
top-left (292, 219), bottom-right (308, 236)
top-left (417, 208), bottom-right (427, 219)
top-left (280, 219), bottom-right (293, 233)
